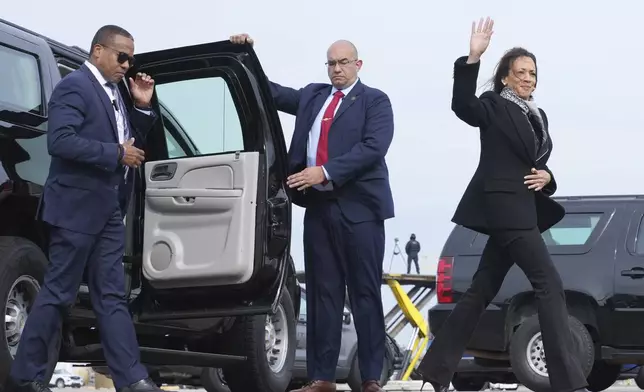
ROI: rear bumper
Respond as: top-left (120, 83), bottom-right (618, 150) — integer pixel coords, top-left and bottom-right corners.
top-left (429, 304), bottom-right (508, 352)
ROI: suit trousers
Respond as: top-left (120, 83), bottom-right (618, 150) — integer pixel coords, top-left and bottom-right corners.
top-left (417, 227), bottom-right (588, 392)
top-left (10, 209), bottom-right (147, 389)
top-left (303, 200), bottom-right (386, 382)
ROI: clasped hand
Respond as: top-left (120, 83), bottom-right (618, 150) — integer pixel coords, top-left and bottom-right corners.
top-left (524, 168), bottom-right (551, 191)
top-left (120, 138), bottom-right (145, 168)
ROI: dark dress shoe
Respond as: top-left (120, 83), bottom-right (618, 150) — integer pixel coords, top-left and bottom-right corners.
top-left (362, 380), bottom-right (384, 392)
top-left (3, 380), bottom-right (52, 392)
top-left (117, 378), bottom-right (162, 392)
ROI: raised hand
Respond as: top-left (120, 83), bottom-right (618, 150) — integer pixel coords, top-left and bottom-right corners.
top-left (129, 72), bottom-right (155, 108)
top-left (230, 33), bottom-right (254, 46)
top-left (469, 17), bottom-right (495, 60)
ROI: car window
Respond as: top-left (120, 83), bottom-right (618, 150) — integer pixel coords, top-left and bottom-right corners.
top-left (299, 292), bottom-right (307, 321)
top-left (543, 213), bottom-right (602, 246)
top-left (154, 77), bottom-right (243, 157)
top-left (635, 216), bottom-right (644, 255)
top-left (472, 212), bottom-right (604, 249)
top-left (0, 45), bottom-right (42, 115)
top-left (165, 126), bottom-right (187, 159)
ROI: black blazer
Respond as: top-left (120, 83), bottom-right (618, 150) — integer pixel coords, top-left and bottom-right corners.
top-left (450, 56), bottom-right (564, 234)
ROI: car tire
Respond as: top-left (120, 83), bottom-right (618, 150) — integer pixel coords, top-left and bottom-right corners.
top-left (0, 236), bottom-right (60, 386)
top-left (201, 368), bottom-right (230, 392)
top-left (451, 374), bottom-right (487, 391)
top-left (509, 314), bottom-right (594, 392)
top-left (586, 361), bottom-right (621, 392)
top-left (222, 288), bottom-right (296, 392)
top-left (635, 366), bottom-right (644, 390)
top-left (55, 378), bottom-right (65, 388)
top-left (346, 353), bottom-right (392, 392)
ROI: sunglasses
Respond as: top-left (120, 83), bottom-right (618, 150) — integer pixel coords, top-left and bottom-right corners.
top-left (101, 45), bottom-right (135, 66)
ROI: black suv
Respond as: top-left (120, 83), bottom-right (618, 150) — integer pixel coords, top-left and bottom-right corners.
top-left (430, 194), bottom-right (644, 392)
top-left (0, 19), bottom-right (301, 392)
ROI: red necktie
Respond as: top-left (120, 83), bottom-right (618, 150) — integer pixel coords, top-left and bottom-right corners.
top-left (316, 90), bottom-right (345, 167)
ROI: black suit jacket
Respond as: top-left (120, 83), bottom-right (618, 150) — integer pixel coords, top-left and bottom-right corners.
top-left (450, 56), bottom-right (565, 234)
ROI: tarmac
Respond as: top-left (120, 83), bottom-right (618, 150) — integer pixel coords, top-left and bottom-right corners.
top-left (52, 379), bottom-right (642, 392)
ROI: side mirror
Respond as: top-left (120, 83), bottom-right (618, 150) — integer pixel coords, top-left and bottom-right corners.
top-left (343, 310), bottom-right (352, 325)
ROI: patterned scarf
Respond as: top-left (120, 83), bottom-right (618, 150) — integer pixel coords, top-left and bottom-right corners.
top-left (500, 87), bottom-right (549, 160)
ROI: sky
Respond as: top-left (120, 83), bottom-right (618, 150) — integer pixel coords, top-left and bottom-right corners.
top-left (4, 0), bottom-right (643, 347)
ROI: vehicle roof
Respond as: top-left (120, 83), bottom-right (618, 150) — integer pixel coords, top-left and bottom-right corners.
top-left (441, 194), bottom-right (644, 255)
top-left (552, 194), bottom-right (644, 203)
top-left (0, 18), bottom-right (89, 61)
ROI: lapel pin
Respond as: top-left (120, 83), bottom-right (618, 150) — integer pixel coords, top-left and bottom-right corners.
top-left (351, 96), bottom-right (356, 101)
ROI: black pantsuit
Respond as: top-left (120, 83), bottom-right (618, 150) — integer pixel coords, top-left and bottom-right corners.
top-left (417, 56), bottom-right (588, 392)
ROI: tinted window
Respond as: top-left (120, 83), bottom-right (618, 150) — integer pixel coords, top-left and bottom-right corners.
top-left (472, 212), bottom-right (603, 248)
top-left (0, 45), bottom-right (42, 114)
top-left (155, 77), bottom-right (243, 157)
top-left (165, 130), bottom-right (187, 159)
top-left (543, 213), bottom-right (602, 246)
top-left (635, 217), bottom-right (644, 255)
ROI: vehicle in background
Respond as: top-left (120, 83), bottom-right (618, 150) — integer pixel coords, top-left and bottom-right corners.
top-left (201, 284), bottom-right (402, 392)
top-left (489, 383), bottom-right (519, 390)
top-left (48, 368), bottom-right (83, 388)
top-left (619, 364), bottom-right (639, 380)
top-left (429, 195), bottom-right (644, 392)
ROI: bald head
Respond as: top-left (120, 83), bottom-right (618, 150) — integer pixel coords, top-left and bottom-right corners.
top-left (327, 40), bottom-right (358, 59)
top-left (326, 40), bottom-right (362, 89)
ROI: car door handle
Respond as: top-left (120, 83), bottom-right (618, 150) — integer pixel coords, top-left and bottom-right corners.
top-left (150, 163), bottom-right (177, 181)
top-left (621, 268), bottom-right (644, 279)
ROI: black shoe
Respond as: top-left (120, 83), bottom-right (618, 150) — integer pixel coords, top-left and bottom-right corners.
top-left (117, 378), bottom-right (162, 392)
top-left (3, 380), bottom-right (51, 392)
top-left (420, 379), bottom-right (449, 392)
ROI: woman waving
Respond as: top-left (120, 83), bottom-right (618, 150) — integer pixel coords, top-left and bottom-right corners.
top-left (417, 17), bottom-right (589, 392)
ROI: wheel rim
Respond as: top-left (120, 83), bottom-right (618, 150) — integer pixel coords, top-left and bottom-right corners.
top-left (264, 303), bottom-right (288, 373)
top-left (4, 275), bottom-right (40, 358)
top-left (526, 332), bottom-right (548, 377)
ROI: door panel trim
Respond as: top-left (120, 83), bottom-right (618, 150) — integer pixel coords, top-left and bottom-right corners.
top-left (147, 188), bottom-right (243, 198)
top-left (142, 152), bottom-right (259, 289)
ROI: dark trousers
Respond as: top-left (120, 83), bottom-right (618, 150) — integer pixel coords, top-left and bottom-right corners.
top-left (418, 227), bottom-right (587, 392)
top-left (303, 201), bottom-right (386, 382)
top-left (407, 255), bottom-right (419, 274)
top-left (10, 209), bottom-right (147, 389)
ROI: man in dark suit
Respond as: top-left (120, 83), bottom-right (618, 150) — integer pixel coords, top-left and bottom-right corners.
top-left (7, 25), bottom-right (161, 392)
top-left (230, 34), bottom-right (395, 392)
top-left (405, 234), bottom-right (421, 274)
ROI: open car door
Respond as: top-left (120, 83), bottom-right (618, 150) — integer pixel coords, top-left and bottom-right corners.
top-left (132, 41), bottom-right (291, 300)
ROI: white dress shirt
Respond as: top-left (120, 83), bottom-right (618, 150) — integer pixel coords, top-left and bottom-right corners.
top-left (84, 61), bottom-right (151, 144)
top-left (307, 78), bottom-right (359, 191)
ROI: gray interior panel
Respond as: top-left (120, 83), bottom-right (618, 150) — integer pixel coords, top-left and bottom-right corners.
top-left (142, 152), bottom-right (259, 289)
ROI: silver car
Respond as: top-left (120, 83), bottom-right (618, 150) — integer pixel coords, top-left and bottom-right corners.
top-left (202, 285), bottom-right (399, 392)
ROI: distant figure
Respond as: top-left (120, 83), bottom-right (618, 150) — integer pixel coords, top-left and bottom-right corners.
top-left (405, 234), bottom-right (421, 274)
